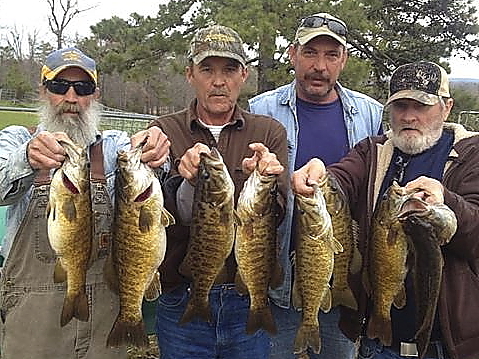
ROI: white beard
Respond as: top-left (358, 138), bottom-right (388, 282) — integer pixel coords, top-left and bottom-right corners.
top-left (38, 100), bottom-right (101, 146)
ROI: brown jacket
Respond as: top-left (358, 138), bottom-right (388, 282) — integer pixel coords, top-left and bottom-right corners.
top-left (328, 123), bottom-right (479, 359)
top-left (148, 100), bottom-right (288, 292)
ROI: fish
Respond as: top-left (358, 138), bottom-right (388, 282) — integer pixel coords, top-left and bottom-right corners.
top-left (178, 147), bottom-right (236, 324)
top-left (234, 167), bottom-right (282, 335)
top-left (47, 138), bottom-right (92, 327)
top-left (106, 143), bottom-right (175, 348)
top-left (398, 196), bottom-right (457, 358)
top-left (319, 174), bottom-right (361, 311)
top-left (366, 182), bottom-right (409, 346)
top-left (293, 184), bottom-right (343, 355)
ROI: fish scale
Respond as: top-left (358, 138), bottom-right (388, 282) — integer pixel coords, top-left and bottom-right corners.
top-left (235, 168), bottom-right (281, 335)
top-left (293, 185), bottom-right (343, 356)
top-left (179, 147), bottom-right (235, 325)
top-left (106, 144), bottom-right (174, 348)
top-left (47, 138), bottom-right (92, 328)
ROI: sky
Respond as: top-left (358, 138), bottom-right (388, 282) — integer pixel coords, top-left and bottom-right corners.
top-left (1, 0), bottom-right (479, 79)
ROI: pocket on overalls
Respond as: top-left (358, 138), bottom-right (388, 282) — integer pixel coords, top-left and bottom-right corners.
top-left (32, 196), bottom-right (56, 264)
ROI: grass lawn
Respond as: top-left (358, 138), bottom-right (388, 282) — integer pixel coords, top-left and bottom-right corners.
top-left (0, 110), bottom-right (38, 130)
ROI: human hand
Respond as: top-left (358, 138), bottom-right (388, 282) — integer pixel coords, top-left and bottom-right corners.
top-left (291, 158), bottom-right (326, 196)
top-left (404, 176), bottom-right (444, 205)
top-left (177, 143), bottom-right (210, 183)
top-left (131, 126), bottom-right (170, 168)
top-left (27, 131), bottom-right (69, 170)
top-left (242, 143), bottom-right (284, 176)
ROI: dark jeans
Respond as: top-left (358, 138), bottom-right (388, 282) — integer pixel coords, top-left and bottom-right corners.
top-left (269, 304), bottom-right (356, 359)
top-left (155, 284), bottom-right (270, 359)
top-left (357, 337), bottom-right (450, 359)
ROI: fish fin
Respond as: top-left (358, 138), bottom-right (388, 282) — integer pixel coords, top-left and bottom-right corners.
top-left (103, 254), bottom-right (119, 294)
top-left (178, 259), bottom-right (192, 280)
top-left (393, 284), bottom-right (407, 309)
top-left (53, 259), bottom-right (67, 283)
top-left (331, 287), bottom-right (358, 311)
top-left (331, 237), bottom-right (344, 254)
top-left (362, 267), bottom-right (371, 296)
top-left (269, 262), bottom-right (284, 290)
top-left (160, 208), bottom-right (175, 227)
top-left (179, 298), bottom-right (212, 325)
top-left (46, 201), bottom-right (53, 219)
top-left (350, 244), bottom-right (363, 275)
top-left (144, 271), bottom-right (161, 301)
top-left (62, 200), bottom-right (77, 222)
top-left (138, 207), bottom-right (154, 232)
top-left (291, 278), bottom-right (302, 310)
top-left (367, 315), bottom-right (393, 346)
top-left (60, 291), bottom-right (89, 327)
top-left (246, 306), bottom-right (277, 335)
top-left (293, 323), bottom-right (321, 355)
top-left (106, 317), bottom-right (149, 348)
top-left (234, 272), bottom-right (248, 296)
top-left (320, 288), bottom-right (332, 313)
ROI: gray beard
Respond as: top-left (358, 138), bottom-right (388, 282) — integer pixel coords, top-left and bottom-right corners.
top-left (391, 127), bottom-right (443, 155)
top-left (38, 100), bottom-right (101, 146)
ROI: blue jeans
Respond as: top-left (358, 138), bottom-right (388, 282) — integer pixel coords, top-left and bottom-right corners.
top-left (357, 338), bottom-right (450, 359)
top-left (269, 304), bottom-right (356, 359)
top-left (155, 284), bottom-right (270, 359)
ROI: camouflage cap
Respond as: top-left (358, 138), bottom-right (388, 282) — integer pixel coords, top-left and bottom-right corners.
top-left (41, 47), bottom-right (97, 84)
top-left (188, 25), bottom-right (247, 67)
top-left (386, 61), bottom-right (450, 106)
top-left (295, 13), bottom-right (347, 47)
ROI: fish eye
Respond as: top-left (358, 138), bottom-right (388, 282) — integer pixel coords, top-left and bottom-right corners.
top-left (201, 171), bottom-right (210, 180)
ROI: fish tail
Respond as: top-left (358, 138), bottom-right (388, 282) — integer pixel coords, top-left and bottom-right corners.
top-left (179, 299), bottom-right (212, 325)
top-left (246, 307), bottom-right (277, 335)
top-left (331, 287), bottom-right (358, 310)
top-left (293, 323), bottom-right (321, 354)
top-left (60, 292), bottom-right (89, 327)
top-left (106, 317), bottom-right (148, 348)
top-left (367, 315), bottom-right (392, 346)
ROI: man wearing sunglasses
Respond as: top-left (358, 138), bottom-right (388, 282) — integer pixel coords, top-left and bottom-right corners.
top-left (248, 12), bottom-right (383, 359)
top-left (0, 47), bottom-right (170, 358)
top-left (291, 61), bottom-right (479, 359)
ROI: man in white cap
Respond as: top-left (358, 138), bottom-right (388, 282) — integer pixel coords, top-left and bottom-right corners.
top-left (291, 61), bottom-right (479, 359)
top-left (249, 12), bottom-right (383, 359)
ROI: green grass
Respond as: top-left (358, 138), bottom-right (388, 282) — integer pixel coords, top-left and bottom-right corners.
top-left (0, 110), bottom-right (38, 130)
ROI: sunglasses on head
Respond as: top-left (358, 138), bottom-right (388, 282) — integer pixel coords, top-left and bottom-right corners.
top-left (300, 15), bottom-right (348, 37)
top-left (43, 79), bottom-right (96, 96)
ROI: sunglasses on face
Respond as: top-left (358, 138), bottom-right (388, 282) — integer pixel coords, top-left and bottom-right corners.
top-left (300, 16), bottom-right (348, 37)
top-left (44, 79), bottom-right (96, 96)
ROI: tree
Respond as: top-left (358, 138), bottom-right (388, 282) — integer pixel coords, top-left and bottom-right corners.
top-left (45, 0), bottom-right (94, 49)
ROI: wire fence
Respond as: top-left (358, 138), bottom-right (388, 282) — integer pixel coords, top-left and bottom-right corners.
top-left (0, 105), bottom-right (162, 135)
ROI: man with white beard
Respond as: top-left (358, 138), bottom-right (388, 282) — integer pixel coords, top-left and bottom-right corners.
top-left (0, 47), bottom-right (170, 359)
top-left (290, 61), bottom-right (479, 359)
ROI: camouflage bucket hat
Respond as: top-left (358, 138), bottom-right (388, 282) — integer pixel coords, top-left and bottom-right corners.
top-left (188, 25), bottom-right (247, 67)
top-left (386, 61), bottom-right (450, 106)
top-left (41, 47), bottom-right (97, 84)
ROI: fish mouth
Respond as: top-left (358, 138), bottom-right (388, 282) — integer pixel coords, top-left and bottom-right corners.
top-left (398, 197), bottom-right (430, 220)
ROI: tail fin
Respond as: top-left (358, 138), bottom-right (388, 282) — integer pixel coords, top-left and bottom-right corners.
top-left (179, 299), bottom-right (212, 325)
top-left (331, 287), bottom-right (358, 311)
top-left (106, 317), bottom-right (148, 348)
top-left (60, 291), bottom-right (89, 327)
top-left (367, 314), bottom-right (392, 346)
top-left (246, 307), bottom-right (277, 335)
top-left (294, 323), bottom-right (321, 355)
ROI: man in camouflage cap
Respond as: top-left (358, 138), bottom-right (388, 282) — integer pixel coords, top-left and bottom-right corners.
top-left (149, 24), bottom-right (289, 359)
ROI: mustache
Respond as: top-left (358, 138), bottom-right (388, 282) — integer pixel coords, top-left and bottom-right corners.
top-left (305, 72), bottom-right (328, 82)
top-left (208, 90), bottom-right (229, 96)
top-left (56, 102), bottom-right (81, 114)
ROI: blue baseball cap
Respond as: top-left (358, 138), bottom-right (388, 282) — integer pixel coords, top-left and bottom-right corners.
top-left (41, 47), bottom-right (97, 84)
